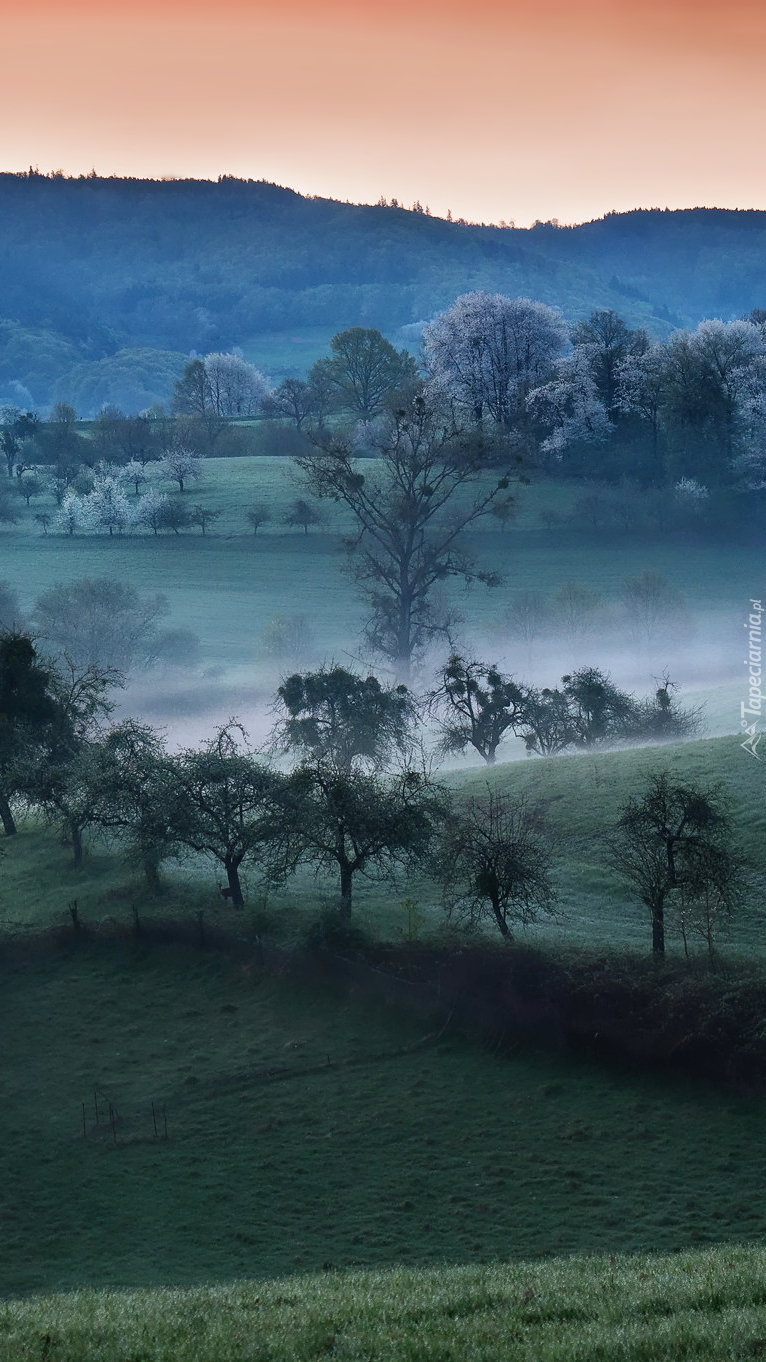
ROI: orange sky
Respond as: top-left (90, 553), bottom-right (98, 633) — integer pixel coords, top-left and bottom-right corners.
top-left (3, 0), bottom-right (766, 224)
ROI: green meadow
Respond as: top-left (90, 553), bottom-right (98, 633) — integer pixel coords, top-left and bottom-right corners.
top-left (7, 1246), bottom-right (766, 1361)
top-left (3, 939), bottom-right (766, 1305)
top-left (0, 457), bottom-right (754, 687)
top-left (3, 733), bottom-right (762, 957)
top-left (2, 455), bottom-right (765, 1357)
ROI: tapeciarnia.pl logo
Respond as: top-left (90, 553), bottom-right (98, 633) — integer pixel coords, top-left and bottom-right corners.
top-left (741, 598), bottom-right (763, 760)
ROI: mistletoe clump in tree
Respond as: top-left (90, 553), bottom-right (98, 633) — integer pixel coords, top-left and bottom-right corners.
top-left (431, 654), bottom-right (529, 765)
top-left (275, 665), bottom-right (444, 921)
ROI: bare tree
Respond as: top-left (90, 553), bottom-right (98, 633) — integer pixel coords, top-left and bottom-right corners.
top-left (438, 788), bottom-right (557, 939)
top-left (167, 724), bottom-right (294, 907)
top-left (188, 504), bottom-right (221, 535)
top-left (290, 763), bottom-right (444, 921)
top-left (246, 502), bottom-right (272, 535)
top-left (297, 392), bottom-right (511, 684)
top-left (283, 497), bottom-right (322, 535)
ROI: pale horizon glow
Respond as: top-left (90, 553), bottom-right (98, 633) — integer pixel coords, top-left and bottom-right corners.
top-left (2, 0), bottom-right (765, 226)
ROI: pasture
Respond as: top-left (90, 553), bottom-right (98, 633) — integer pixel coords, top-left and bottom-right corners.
top-left (0, 459), bottom-right (754, 703)
top-left (2, 941), bottom-right (766, 1303)
top-left (3, 733), bottom-right (763, 960)
top-left (2, 453), bottom-right (764, 1355)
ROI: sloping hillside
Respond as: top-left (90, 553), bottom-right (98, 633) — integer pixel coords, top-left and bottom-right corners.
top-left (3, 174), bottom-right (766, 407)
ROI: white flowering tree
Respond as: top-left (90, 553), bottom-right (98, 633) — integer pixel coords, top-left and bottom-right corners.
top-left (423, 292), bottom-right (566, 433)
top-left (123, 460), bottom-right (149, 495)
top-left (54, 490), bottom-right (95, 536)
top-left (161, 447), bottom-right (204, 493)
top-left (528, 348), bottom-right (612, 457)
top-left (87, 476), bottom-right (132, 536)
top-left (134, 486), bottom-right (170, 535)
top-left (203, 353), bottom-right (269, 418)
top-left (616, 343), bottom-right (669, 479)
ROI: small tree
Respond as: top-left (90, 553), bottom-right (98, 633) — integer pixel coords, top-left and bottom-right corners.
top-left (18, 471), bottom-right (43, 506)
top-left (158, 496), bottom-right (192, 535)
top-left (283, 497), bottom-right (322, 535)
top-left (124, 460), bottom-right (148, 495)
top-left (91, 720), bottom-right (177, 893)
top-left (438, 788), bottom-right (557, 938)
top-left (134, 487), bottom-right (169, 536)
top-left (291, 763), bottom-right (444, 921)
top-left (188, 504), bottom-right (220, 536)
top-left (607, 771), bottom-right (743, 954)
top-left (246, 502), bottom-right (271, 535)
top-left (519, 685), bottom-right (575, 757)
top-left (431, 654), bottom-right (527, 765)
top-left (168, 724), bottom-right (293, 907)
top-left (34, 512), bottom-right (51, 535)
top-left (162, 447), bottom-right (204, 493)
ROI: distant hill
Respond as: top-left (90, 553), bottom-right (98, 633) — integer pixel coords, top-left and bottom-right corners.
top-left (2, 172), bottom-right (766, 412)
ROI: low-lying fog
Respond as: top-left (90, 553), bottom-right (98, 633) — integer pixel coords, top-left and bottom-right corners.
top-left (117, 601), bottom-right (746, 762)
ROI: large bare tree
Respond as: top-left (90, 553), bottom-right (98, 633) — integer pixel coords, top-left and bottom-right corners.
top-left (296, 393), bottom-right (514, 684)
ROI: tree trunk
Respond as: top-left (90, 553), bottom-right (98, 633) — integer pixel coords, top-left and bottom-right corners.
top-left (0, 792), bottom-right (16, 836)
top-left (339, 860), bottom-right (353, 922)
top-left (652, 901), bottom-right (665, 954)
top-left (142, 854), bottom-right (163, 896)
top-left (70, 821), bottom-right (83, 869)
top-left (490, 894), bottom-right (511, 938)
top-left (224, 857), bottom-right (244, 908)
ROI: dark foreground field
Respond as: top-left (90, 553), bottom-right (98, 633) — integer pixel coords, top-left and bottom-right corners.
top-left (2, 942), bottom-right (766, 1304)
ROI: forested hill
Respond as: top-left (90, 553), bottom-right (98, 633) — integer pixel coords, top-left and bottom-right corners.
top-left (2, 172), bottom-right (766, 412)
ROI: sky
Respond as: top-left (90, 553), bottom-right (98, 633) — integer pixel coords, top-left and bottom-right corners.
top-left (3, 0), bottom-right (766, 225)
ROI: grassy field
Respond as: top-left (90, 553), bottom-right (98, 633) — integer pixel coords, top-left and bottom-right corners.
top-left (2, 732), bottom-right (764, 958)
top-left (0, 459), bottom-right (756, 696)
top-left (3, 940), bottom-right (766, 1304)
top-left (2, 456), bottom-right (764, 1354)
top-left (6, 1244), bottom-right (766, 1360)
